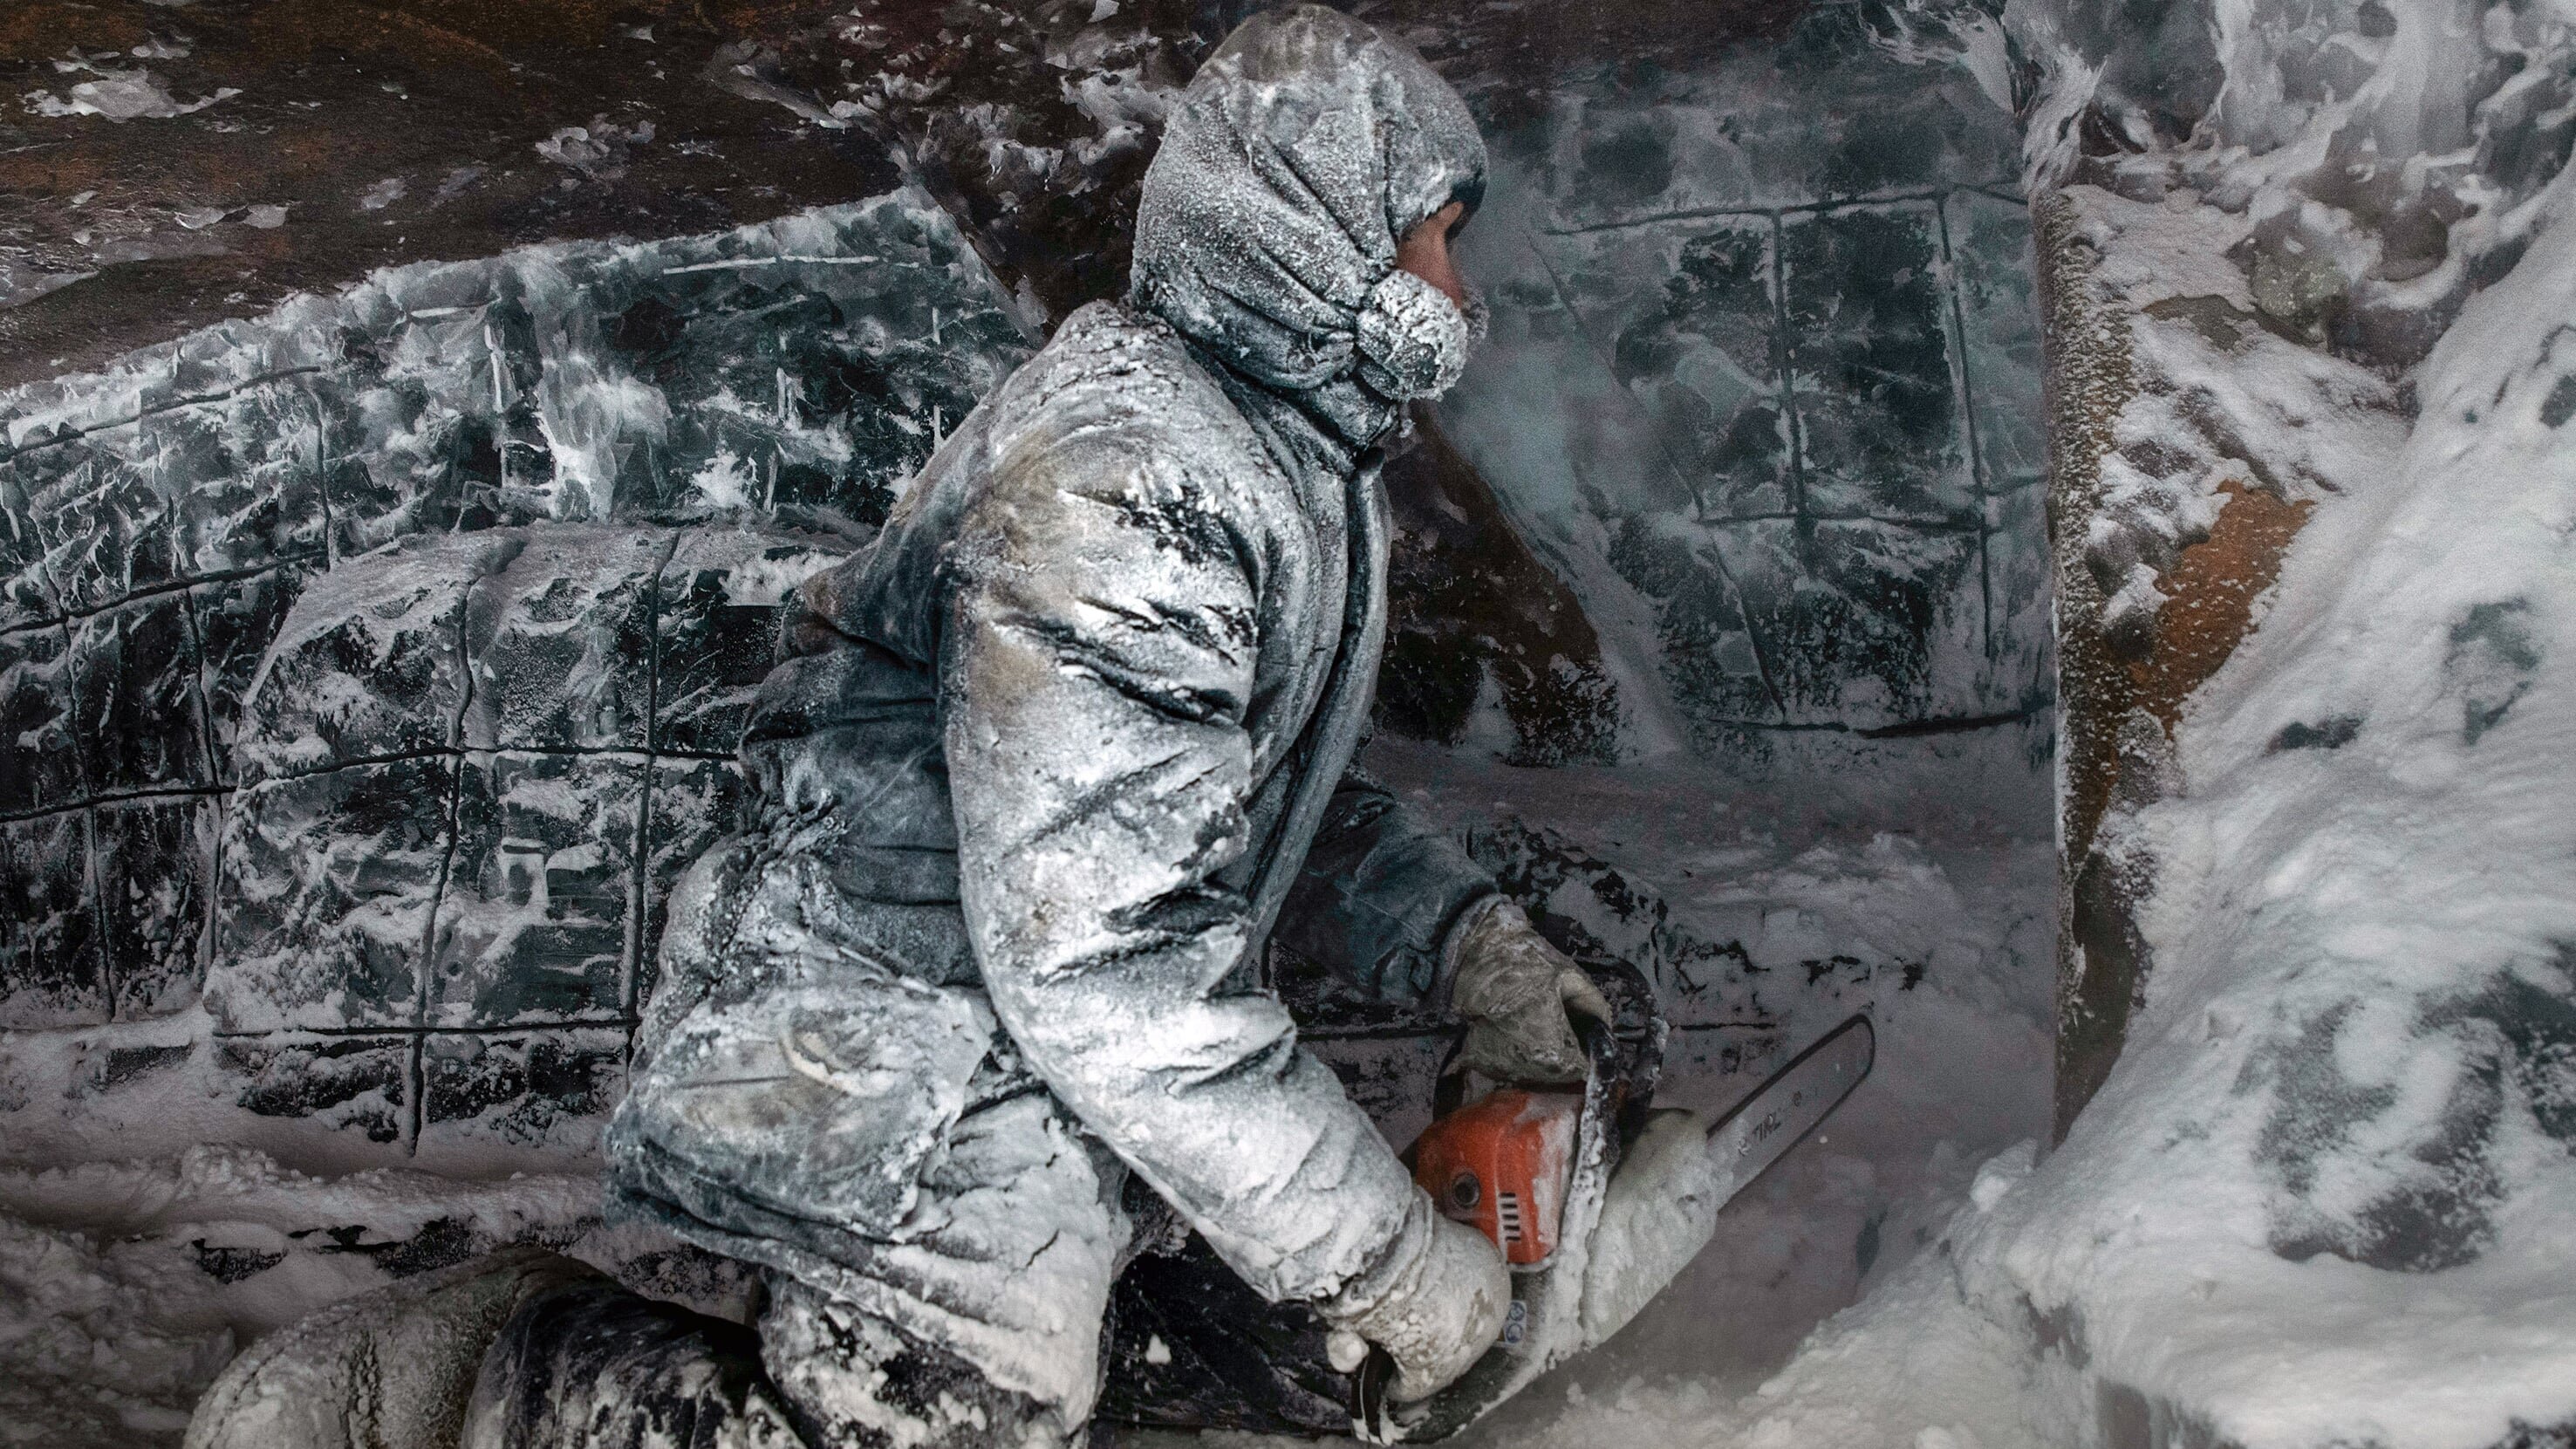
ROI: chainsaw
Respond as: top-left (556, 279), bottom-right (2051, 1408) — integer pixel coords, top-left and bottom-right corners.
top-left (1100, 952), bottom-right (1876, 1442)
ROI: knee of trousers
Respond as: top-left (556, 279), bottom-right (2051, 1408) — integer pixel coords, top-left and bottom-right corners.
top-left (761, 1276), bottom-right (1089, 1449)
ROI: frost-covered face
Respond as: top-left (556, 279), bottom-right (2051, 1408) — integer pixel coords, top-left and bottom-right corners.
top-left (1129, 4), bottom-right (1488, 443)
top-left (1397, 201), bottom-right (1471, 311)
top-left (1392, 197), bottom-right (1491, 374)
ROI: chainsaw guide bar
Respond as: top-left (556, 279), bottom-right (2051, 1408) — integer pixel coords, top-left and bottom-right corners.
top-left (1703, 1012), bottom-right (1876, 1202)
top-left (1352, 1012), bottom-right (1877, 1443)
top-left (1094, 965), bottom-right (1876, 1444)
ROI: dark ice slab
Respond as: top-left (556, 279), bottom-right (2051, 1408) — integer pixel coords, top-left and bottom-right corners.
top-left (310, 366), bottom-right (489, 562)
top-left (1980, 477), bottom-right (2054, 711)
top-left (1712, 516), bottom-right (1983, 727)
top-left (1433, 4), bottom-right (2041, 768)
top-left (1948, 192), bottom-right (2046, 488)
top-left (0, 623), bottom-right (84, 816)
top-left (17, 432), bottom-right (176, 615)
top-left (235, 533), bottom-right (509, 781)
top-left (1502, 2), bottom-right (2019, 230)
top-left (95, 796), bottom-right (217, 1022)
top-left (1602, 515), bottom-right (1780, 730)
top-left (622, 217), bottom-right (1028, 527)
top-left (1552, 217), bottom-right (1792, 521)
top-left (162, 383), bottom-right (332, 578)
top-left (1781, 202), bottom-right (1975, 524)
top-left (208, 755), bottom-right (455, 1033)
top-left (69, 592), bottom-right (214, 796)
top-left (0, 456), bottom-right (66, 633)
top-left (461, 527), bottom-right (666, 753)
top-left (191, 565), bottom-right (313, 785)
top-left (167, 312), bottom-right (338, 407)
top-left (428, 751), bottom-right (644, 1029)
top-left (0, 810), bottom-right (106, 1029)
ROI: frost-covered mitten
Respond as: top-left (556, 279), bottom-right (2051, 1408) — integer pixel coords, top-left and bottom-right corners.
top-left (183, 1244), bottom-right (602, 1449)
top-left (1446, 899), bottom-right (1615, 1086)
top-left (1316, 1190), bottom-right (1510, 1403)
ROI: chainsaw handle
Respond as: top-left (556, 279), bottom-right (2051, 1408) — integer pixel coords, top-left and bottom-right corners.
top-left (1349, 1343), bottom-right (1397, 1441)
top-left (1431, 982), bottom-right (1627, 1119)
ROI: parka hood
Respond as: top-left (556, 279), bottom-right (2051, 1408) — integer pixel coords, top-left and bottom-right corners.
top-left (1129, 5), bottom-right (1487, 448)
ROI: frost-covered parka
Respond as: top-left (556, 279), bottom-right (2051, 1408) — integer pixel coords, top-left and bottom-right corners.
top-left (604, 7), bottom-right (1499, 1427)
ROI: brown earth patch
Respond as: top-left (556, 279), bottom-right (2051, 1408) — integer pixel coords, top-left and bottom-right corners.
top-left (2126, 478), bottom-right (2313, 727)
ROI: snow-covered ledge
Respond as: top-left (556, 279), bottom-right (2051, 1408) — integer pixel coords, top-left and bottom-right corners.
top-left (2012, 181), bottom-right (2569, 1446)
top-left (2033, 180), bottom-right (2409, 1139)
top-left (1650, 4), bottom-right (2576, 1446)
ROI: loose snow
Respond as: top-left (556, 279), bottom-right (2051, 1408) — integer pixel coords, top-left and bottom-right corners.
top-left (1122, 739), bottom-right (2057, 1449)
top-left (0, 741), bottom-right (2056, 1448)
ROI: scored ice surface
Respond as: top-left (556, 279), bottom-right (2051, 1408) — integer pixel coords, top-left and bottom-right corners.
top-left (1714, 517), bottom-right (1985, 727)
top-left (1440, 8), bottom-right (2040, 768)
top-left (1980, 480), bottom-right (2053, 712)
top-left (625, 198), bottom-right (1033, 527)
top-left (94, 796), bottom-right (216, 1022)
top-left (461, 526), bottom-right (666, 753)
top-left (1540, 217), bottom-right (1791, 520)
top-left (234, 532), bottom-right (506, 782)
top-left (0, 456), bottom-right (65, 632)
top-left (1782, 203), bottom-right (1973, 524)
top-left (69, 593), bottom-right (211, 796)
top-left (14, 433), bottom-right (174, 616)
top-left (190, 565), bottom-right (312, 785)
top-left (1948, 192), bottom-right (2045, 488)
top-left (0, 189), bottom-right (1029, 1105)
top-left (0, 624), bottom-right (82, 816)
top-left (427, 750), bottom-right (644, 1029)
top-left (161, 383), bottom-right (333, 578)
top-left (208, 755), bottom-right (454, 1033)
top-left (0, 810), bottom-right (106, 1029)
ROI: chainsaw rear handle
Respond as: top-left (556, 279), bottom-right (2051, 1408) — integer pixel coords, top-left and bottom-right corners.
top-left (1353, 1009), bottom-right (1632, 1432)
top-left (1354, 1343), bottom-right (1397, 1439)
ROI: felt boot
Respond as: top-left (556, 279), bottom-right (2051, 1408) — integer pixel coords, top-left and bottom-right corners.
top-left (184, 1244), bottom-right (604, 1449)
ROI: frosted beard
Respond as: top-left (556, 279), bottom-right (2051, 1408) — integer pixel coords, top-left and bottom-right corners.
top-left (1356, 269), bottom-right (1487, 405)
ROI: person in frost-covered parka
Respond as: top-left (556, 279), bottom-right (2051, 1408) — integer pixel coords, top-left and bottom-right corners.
top-left (184, 9), bottom-right (1610, 1448)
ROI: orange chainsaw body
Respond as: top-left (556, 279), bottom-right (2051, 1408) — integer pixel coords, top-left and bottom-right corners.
top-left (1409, 1089), bottom-right (1583, 1267)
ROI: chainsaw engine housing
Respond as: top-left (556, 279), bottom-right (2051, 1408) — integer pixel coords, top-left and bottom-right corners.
top-left (1411, 1089), bottom-right (1583, 1267)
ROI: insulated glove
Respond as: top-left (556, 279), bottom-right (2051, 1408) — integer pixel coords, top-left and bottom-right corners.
top-left (1318, 1189), bottom-right (1511, 1403)
top-left (1446, 899), bottom-right (1615, 1085)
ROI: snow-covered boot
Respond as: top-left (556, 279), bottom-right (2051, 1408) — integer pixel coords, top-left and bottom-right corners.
top-left (183, 1244), bottom-right (604, 1449)
top-left (462, 1273), bottom-right (1078, 1449)
top-left (461, 1276), bottom-right (805, 1448)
